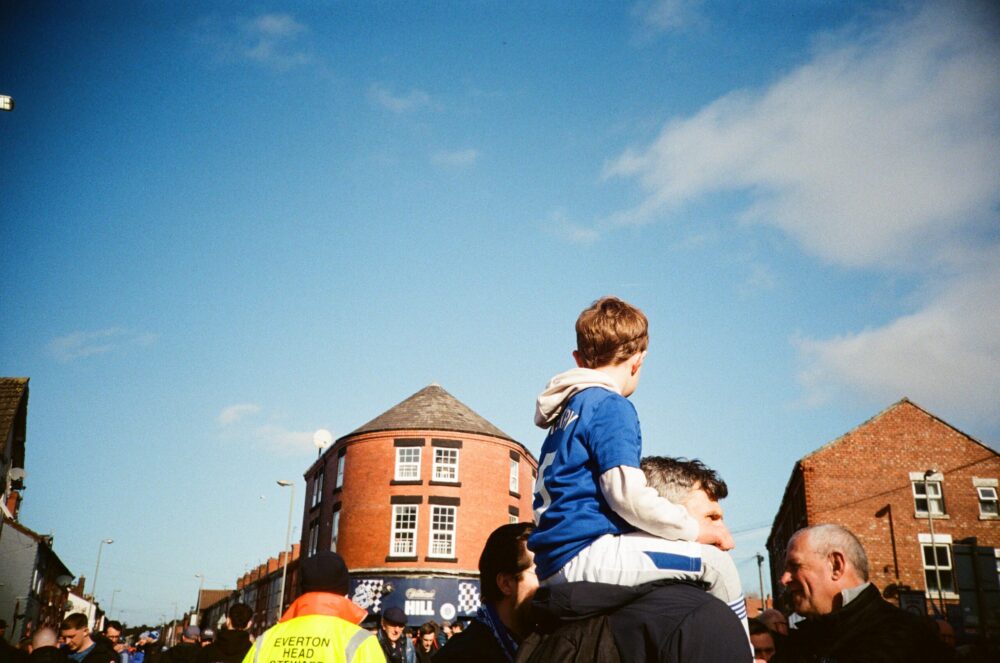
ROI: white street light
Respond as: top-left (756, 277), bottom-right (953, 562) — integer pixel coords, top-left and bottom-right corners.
top-left (313, 429), bottom-right (332, 458)
top-left (193, 574), bottom-right (205, 626)
top-left (277, 480), bottom-right (295, 623)
top-left (90, 539), bottom-right (113, 626)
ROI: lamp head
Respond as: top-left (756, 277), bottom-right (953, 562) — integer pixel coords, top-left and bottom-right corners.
top-left (277, 480), bottom-right (293, 487)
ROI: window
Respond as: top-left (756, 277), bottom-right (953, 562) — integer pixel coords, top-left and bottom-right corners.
top-left (977, 486), bottom-right (998, 518)
top-left (390, 505), bottom-right (418, 556)
top-left (308, 520), bottom-right (319, 557)
top-left (919, 533), bottom-right (955, 596)
top-left (330, 511), bottom-right (340, 553)
top-left (335, 453), bottom-right (345, 489)
top-left (395, 447), bottom-right (422, 481)
top-left (509, 458), bottom-right (519, 493)
top-left (509, 514), bottom-right (519, 525)
top-left (912, 476), bottom-right (945, 515)
top-left (433, 448), bottom-right (459, 482)
top-left (429, 506), bottom-right (456, 557)
top-left (312, 471), bottom-right (324, 508)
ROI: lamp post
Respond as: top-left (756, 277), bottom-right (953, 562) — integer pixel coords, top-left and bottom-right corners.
top-left (277, 479), bottom-right (295, 622)
top-left (193, 574), bottom-right (205, 625)
top-left (755, 553), bottom-right (766, 614)
top-left (90, 539), bottom-right (113, 626)
top-left (109, 589), bottom-right (121, 618)
top-left (923, 469), bottom-right (946, 615)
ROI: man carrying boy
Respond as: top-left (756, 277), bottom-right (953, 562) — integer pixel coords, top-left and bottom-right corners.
top-left (528, 297), bottom-right (745, 620)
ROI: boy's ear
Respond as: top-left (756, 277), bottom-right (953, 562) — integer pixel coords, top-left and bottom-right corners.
top-left (630, 350), bottom-right (646, 375)
top-left (572, 350), bottom-right (585, 368)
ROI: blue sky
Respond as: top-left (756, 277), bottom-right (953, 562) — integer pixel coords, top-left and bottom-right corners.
top-left (2, 0), bottom-right (998, 627)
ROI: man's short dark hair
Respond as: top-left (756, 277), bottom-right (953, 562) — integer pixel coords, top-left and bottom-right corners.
top-left (417, 623), bottom-right (437, 637)
top-left (105, 621), bottom-right (123, 633)
top-left (749, 618), bottom-right (771, 636)
top-left (227, 603), bottom-right (253, 629)
top-left (640, 456), bottom-right (728, 503)
top-left (479, 522), bottom-right (534, 604)
top-left (60, 613), bottom-right (88, 630)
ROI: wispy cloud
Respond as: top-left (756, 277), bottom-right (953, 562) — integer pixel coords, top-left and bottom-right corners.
top-left (544, 210), bottom-right (601, 245)
top-left (196, 13), bottom-right (312, 70)
top-left (430, 148), bottom-right (478, 167)
top-left (49, 328), bottom-right (159, 362)
top-left (631, 0), bottom-right (704, 38)
top-left (217, 403), bottom-right (261, 426)
top-left (604, 1), bottom-right (1000, 424)
top-left (368, 83), bottom-right (431, 113)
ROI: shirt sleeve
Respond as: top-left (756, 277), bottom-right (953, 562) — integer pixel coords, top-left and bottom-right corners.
top-left (586, 395), bottom-right (642, 471)
top-left (599, 466), bottom-right (699, 541)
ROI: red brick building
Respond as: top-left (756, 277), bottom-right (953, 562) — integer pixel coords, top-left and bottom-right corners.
top-left (767, 399), bottom-right (999, 618)
top-left (300, 384), bottom-right (537, 625)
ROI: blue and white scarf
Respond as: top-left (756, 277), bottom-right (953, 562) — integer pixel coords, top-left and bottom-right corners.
top-left (474, 603), bottom-right (519, 663)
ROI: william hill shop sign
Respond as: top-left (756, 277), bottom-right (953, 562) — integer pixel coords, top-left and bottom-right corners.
top-left (349, 576), bottom-right (481, 626)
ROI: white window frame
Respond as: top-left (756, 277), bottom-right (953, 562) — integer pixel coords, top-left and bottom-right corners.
top-left (509, 514), bottom-right (519, 525)
top-left (910, 472), bottom-right (945, 516)
top-left (976, 486), bottom-right (998, 518)
top-left (308, 521), bottom-right (319, 557)
top-left (390, 505), bottom-right (418, 557)
top-left (509, 458), bottom-right (519, 493)
top-left (428, 505), bottom-right (457, 558)
top-left (312, 471), bottom-right (324, 508)
top-left (395, 447), bottom-right (422, 481)
top-left (330, 511), bottom-right (340, 553)
top-left (433, 447), bottom-right (460, 483)
top-left (335, 453), bottom-right (345, 489)
top-left (919, 533), bottom-right (958, 599)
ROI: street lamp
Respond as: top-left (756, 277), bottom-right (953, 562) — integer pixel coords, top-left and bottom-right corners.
top-left (923, 469), bottom-right (946, 615)
top-left (91, 538), bottom-right (113, 626)
top-left (277, 479), bottom-right (295, 622)
top-left (193, 574), bottom-right (205, 625)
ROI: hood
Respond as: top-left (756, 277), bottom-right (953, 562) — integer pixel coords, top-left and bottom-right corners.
top-left (279, 591), bottom-right (368, 625)
top-left (530, 581), bottom-right (661, 632)
top-left (534, 368), bottom-right (620, 428)
top-left (212, 630), bottom-right (251, 657)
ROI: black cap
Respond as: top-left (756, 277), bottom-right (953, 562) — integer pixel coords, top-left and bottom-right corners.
top-left (300, 551), bottom-right (350, 595)
top-left (381, 606), bottom-right (407, 626)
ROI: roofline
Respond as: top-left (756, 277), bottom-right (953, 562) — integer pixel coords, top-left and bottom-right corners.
top-left (766, 460), bottom-right (803, 549)
top-left (305, 427), bottom-right (538, 476)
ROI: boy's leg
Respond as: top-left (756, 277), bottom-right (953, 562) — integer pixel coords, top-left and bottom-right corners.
top-left (547, 533), bottom-right (748, 634)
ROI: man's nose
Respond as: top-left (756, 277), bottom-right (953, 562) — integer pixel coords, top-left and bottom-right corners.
top-left (779, 571), bottom-right (792, 586)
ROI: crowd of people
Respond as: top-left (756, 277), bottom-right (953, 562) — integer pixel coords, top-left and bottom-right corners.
top-left (1, 296), bottom-right (994, 662)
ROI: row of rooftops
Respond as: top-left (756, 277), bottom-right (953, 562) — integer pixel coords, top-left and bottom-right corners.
top-left (235, 543), bottom-right (301, 590)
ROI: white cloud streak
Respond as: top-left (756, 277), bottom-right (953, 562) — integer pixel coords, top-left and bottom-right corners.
top-left (605, 1), bottom-right (1000, 425)
top-left (196, 13), bottom-right (312, 70)
top-left (430, 149), bottom-right (478, 167)
top-left (631, 0), bottom-right (703, 35)
top-left (217, 403), bottom-right (261, 426)
top-left (49, 328), bottom-right (159, 362)
top-left (368, 83), bottom-right (431, 113)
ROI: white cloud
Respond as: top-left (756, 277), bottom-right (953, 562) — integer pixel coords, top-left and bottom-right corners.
top-left (368, 83), bottom-right (431, 113)
top-left (606, 1), bottom-right (1000, 268)
top-left (49, 328), bottom-right (158, 362)
top-left (253, 425), bottom-right (315, 455)
top-left (796, 260), bottom-right (1000, 424)
top-left (217, 403), bottom-right (261, 426)
top-left (196, 13), bottom-right (311, 70)
top-left (545, 210), bottom-right (601, 245)
top-left (604, 2), bottom-right (1000, 425)
top-left (430, 149), bottom-right (478, 167)
top-left (631, 0), bottom-right (703, 35)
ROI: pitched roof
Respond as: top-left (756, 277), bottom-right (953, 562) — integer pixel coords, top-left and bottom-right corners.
top-left (0, 377), bottom-right (29, 444)
top-left (343, 384), bottom-right (516, 442)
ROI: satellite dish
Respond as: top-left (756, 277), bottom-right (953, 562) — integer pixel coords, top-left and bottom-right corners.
top-left (56, 575), bottom-right (75, 589)
top-left (313, 429), bottom-right (333, 450)
top-left (9, 468), bottom-right (25, 481)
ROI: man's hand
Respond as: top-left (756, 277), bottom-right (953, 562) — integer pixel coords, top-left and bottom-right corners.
top-left (696, 519), bottom-right (734, 550)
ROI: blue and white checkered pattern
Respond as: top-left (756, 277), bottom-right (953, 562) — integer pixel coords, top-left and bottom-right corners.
top-left (457, 581), bottom-right (480, 614)
top-left (350, 579), bottom-right (384, 612)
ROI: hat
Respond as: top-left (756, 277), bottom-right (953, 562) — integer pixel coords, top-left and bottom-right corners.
top-left (381, 607), bottom-right (407, 627)
top-left (149, 630), bottom-right (160, 641)
top-left (183, 625), bottom-right (201, 640)
top-left (201, 627), bottom-right (215, 641)
top-left (300, 551), bottom-right (350, 595)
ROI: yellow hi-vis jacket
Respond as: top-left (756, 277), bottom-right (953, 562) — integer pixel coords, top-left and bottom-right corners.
top-left (243, 594), bottom-right (385, 663)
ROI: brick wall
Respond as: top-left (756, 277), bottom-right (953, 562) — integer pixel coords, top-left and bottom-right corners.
top-left (304, 428), bottom-right (537, 575)
top-left (769, 400), bottom-right (999, 603)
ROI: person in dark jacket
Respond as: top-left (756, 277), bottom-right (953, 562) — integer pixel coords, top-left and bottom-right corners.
top-left (28, 629), bottom-right (69, 663)
top-left (59, 614), bottom-right (117, 663)
top-left (774, 524), bottom-right (950, 663)
top-left (196, 604), bottom-right (252, 663)
top-left (162, 627), bottom-right (200, 663)
top-left (435, 523), bottom-right (539, 663)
